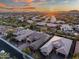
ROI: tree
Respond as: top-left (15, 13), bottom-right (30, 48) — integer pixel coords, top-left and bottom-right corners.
top-left (0, 52), bottom-right (10, 59)
top-left (22, 48), bottom-right (31, 55)
top-left (72, 53), bottom-right (79, 59)
top-left (6, 30), bottom-right (16, 41)
top-left (29, 22), bottom-right (36, 30)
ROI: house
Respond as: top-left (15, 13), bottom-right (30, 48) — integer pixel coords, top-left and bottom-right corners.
top-left (40, 36), bottom-right (72, 56)
top-left (27, 32), bottom-right (45, 43)
top-left (18, 32), bottom-right (45, 50)
top-left (40, 36), bottom-right (58, 56)
top-left (14, 29), bottom-right (34, 36)
top-left (27, 20), bottom-right (34, 24)
top-left (31, 16), bottom-right (41, 21)
top-left (50, 16), bottom-right (56, 23)
top-left (40, 38), bottom-right (54, 56)
top-left (47, 23), bottom-right (58, 28)
top-left (18, 42), bottom-right (29, 50)
top-left (74, 32), bottom-right (79, 36)
top-left (0, 15), bottom-right (3, 18)
top-left (56, 20), bottom-right (65, 24)
top-left (53, 36), bottom-right (72, 56)
top-left (15, 27), bottom-right (25, 32)
top-left (44, 17), bottom-right (50, 22)
top-left (31, 16), bottom-right (37, 20)
top-left (60, 24), bottom-right (74, 34)
top-left (36, 22), bottom-right (46, 26)
top-left (0, 26), bottom-right (7, 34)
top-left (74, 25), bottom-right (79, 32)
top-left (33, 18), bottom-right (41, 21)
top-left (41, 16), bottom-right (46, 19)
top-left (14, 29), bottom-right (34, 41)
top-left (29, 33), bottom-right (50, 50)
top-left (3, 15), bottom-right (9, 19)
top-left (41, 16), bottom-right (46, 20)
top-left (0, 26), bottom-right (13, 36)
top-left (17, 17), bottom-right (24, 22)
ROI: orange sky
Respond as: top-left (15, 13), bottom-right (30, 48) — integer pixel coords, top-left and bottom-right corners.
top-left (13, 0), bottom-right (33, 3)
top-left (0, 0), bottom-right (79, 12)
top-left (0, 3), bottom-right (7, 7)
top-left (10, 6), bottom-right (36, 12)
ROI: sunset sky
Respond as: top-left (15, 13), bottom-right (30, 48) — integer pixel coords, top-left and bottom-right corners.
top-left (0, 0), bottom-right (79, 12)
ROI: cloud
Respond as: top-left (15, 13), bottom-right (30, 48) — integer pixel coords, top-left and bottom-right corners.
top-left (33, 0), bottom-right (47, 2)
top-left (0, 3), bottom-right (7, 7)
top-left (63, 0), bottom-right (69, 3)
top-left (12, 0), bottom-right (33, 3)
top-left (12, 0), bottom-right (47, 3)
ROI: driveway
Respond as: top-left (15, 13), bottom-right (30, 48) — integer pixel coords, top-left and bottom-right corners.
top-left (45, 51), bottom-right (64, 59)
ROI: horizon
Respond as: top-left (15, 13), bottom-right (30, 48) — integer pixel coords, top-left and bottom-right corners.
top-left (0, 0), bottom-right (79, 12)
